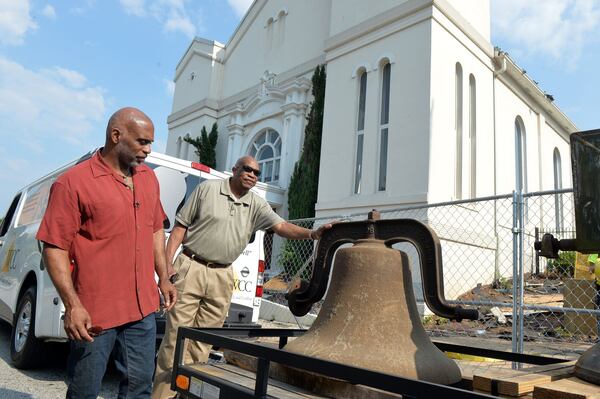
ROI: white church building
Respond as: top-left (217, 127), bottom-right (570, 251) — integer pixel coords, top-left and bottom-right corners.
top-left (166, 0), bottom-right (576, 219)
top-left (165, 0), bottom-right (577, 299)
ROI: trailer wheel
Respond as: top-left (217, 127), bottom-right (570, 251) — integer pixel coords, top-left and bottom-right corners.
top-left (10, 286), bottom-right (46, 369)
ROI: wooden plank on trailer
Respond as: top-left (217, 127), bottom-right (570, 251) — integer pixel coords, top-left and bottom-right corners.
top-left (473, 361), bottom-right (575, 396)
top-left (498, 365), bottom-right (574, 397)
top-left (533, 377), bottom-right (600, 399)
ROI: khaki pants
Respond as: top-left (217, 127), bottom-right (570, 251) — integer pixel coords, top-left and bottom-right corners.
top-left (152, 253), bottom-right (234, 399)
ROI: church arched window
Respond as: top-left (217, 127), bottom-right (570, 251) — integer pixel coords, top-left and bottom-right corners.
top-left (249, 129), bottom-right (281, 183)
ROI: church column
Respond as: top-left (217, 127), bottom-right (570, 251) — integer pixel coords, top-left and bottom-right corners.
top-left (226, 104), bottom-right (245, 169)
top-left (279, 79), bottom-right (310, 189)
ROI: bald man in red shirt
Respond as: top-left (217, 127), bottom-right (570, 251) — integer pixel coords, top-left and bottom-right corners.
top-left (37, 107), bottom-right (177, 398)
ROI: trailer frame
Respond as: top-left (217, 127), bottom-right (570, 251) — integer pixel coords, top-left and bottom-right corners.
top-left (169, 327), bottom-right (568, 399)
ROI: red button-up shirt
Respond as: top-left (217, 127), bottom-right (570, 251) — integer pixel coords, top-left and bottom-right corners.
top-left (37, 151), bottom-right (166, 329)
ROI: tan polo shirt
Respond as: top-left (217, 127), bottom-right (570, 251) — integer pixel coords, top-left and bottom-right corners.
top-left (176, 178), bottom-right (284, 264)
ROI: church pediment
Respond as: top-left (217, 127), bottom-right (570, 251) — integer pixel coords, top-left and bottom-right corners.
top-left (228, 70), bottom-right (288, 127)
top-left (242, 89), bottom-right (286, 118)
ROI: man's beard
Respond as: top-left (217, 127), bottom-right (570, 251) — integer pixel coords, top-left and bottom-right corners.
top-left (116, 144), bottom-right (138, 170)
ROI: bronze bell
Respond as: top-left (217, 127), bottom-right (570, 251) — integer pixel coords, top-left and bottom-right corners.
top-left (575, 342), bottom-right (600, 385)
top-left (285, 211), bottom-right (478, 385)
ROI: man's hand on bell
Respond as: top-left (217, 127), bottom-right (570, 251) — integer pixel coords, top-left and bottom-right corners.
top-left (311, 223), bottom-right (333, 240)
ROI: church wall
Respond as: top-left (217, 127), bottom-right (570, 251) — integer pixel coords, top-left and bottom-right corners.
top-left (171, 40), bottom-right (224, 112)
top-left (540, 122), bottom-right (571, 191)
top-left (494, 79), bottom-right (550, 195)
top-left (317, 19), bottom-right (433, 217)
top-left (221, 0), bottom-right (331, 99)
top-left (438, 0), bottom-right (490, 41)
top-left (329, 0), bottom-right (489, 41)
top-left (329, 0), bottom-right (410, 36)
top-left (428, 9), bottom-right (495, 203)
top-left (166, 115), bottom-right (217, 161)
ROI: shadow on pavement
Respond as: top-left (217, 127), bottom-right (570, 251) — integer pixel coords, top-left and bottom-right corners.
top-left (0, 320), bottom-right (68, 382)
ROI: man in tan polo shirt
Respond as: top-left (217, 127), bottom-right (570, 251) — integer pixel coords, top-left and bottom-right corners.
top-left (152, 155), bottom-right (331, 399)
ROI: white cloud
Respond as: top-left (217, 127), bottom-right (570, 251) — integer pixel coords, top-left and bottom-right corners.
top-left (41, 67), bottom-right (88, 89)
top-left (0, 57), bottom-right (106, 148)
top-left (42, 4), bottom-right (56, 19)
top-left (227, 0), bottom-right (252, 18)
top-left (69, 0), bottom-right (96, 16)
top-left (69, 7), bottom-right (85, 15)
top-left (491, 0), bottom-right (600, 66)
top-left (0, 148), bottom-right (28, 176)
top-left (120, 0), bottom-right (197, 38)
top-left (164, 14), bottom-right (195, 37)
top-left (164, 78), bottom-right (175, 97)
top-left (0, 0), bottom-right (38, 45)
top-left (120, 0), bottom-right (146, 17)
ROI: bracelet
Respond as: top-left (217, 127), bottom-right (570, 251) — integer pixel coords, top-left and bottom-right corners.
top-left (310, 230), bottom-right (316, 240)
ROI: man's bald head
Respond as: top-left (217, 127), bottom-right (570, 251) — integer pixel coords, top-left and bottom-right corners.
top-left (230, 155), bottom-right (260, 195)
top-left (101, 107), bottom-right (155, 171)
top-left (105, 107), bottom-right (154, 144)
top-left (234, 156), bottom-right (259, 169)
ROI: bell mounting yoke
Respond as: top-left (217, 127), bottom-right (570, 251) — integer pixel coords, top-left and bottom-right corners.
top-left (286, 210), bottom-right (479, 321)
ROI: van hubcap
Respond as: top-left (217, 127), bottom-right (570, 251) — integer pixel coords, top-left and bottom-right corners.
top-left (14, 301), bottom-right (32, 353)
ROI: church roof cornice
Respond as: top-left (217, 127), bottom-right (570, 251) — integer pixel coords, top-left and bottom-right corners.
top-left (174, 37), bottom-right (225, 81)
top-left (494, 51), bottom-right (578, 136)
top-left (325, 0), bottom-right (494, 62)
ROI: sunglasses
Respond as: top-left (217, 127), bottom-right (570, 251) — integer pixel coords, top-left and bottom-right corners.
top-left (241, 164), bottom-right (261, 177)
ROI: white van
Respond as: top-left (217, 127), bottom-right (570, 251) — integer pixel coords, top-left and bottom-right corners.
top-left (0, 150), bottom-right (266, 368)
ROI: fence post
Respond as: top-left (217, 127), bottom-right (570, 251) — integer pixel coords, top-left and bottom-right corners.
top-left (535, 227), bottom-right (539, 275)
top-left (511, 191), bottom-right (519, 357)
top-left (511, 190), bottom-right (525, 367)
top-left (517, 190), bottom-right (525, 360)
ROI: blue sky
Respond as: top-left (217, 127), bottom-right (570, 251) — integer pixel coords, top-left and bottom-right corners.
top-left (0, 0), bottom-right (599, 214)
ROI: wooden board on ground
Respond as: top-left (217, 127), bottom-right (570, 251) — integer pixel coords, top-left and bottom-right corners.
top-left (190, 362), bottom-right (328, 399)
top-left (472, 361), bottom-right (575, 397)
top-left (533, 377), bottom-right (600, 399)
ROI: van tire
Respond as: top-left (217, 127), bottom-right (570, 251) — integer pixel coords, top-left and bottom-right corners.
top-left (10, 286), bottom-right (46, 369)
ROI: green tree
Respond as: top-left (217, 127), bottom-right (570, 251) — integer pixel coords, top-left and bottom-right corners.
top-left (287, 64), bottom-right (326, 220)
top-left (279, 65), bottom-right (326, 277)
top-left (184, 122), bottom-right (219, 168)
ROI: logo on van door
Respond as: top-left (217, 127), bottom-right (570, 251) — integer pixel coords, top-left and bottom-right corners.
top-left (234, 266), bottom-right (254, 293)
top-left (234, 279), bottom-right (253, 292)
top-left (1, 242), bottom-right (17, 273)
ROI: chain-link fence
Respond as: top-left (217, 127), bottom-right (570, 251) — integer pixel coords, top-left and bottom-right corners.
top-left (261, 188), bottom-right (596, 363)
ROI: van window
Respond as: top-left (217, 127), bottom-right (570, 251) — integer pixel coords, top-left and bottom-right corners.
top-left (0, 193), bottom-right (22, 237)
top-left (146, 162), bottom-right (201, 232)
top-left (16, 179), bottom-right (53, 227)
top-left (174, 175), bottom-right (201, 215)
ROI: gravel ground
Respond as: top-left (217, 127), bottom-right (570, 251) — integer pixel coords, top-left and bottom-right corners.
top-left (0, 318), bottom-right (300, 398)
top-left (0, 320), bottom-right (119, 399)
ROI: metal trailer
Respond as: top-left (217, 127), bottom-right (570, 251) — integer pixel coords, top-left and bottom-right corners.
top-left (169, 327), bottom-right (568, 399)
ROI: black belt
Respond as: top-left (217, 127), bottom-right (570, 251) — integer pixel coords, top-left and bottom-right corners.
top-left (182, 247), bottom-right (229, 268)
